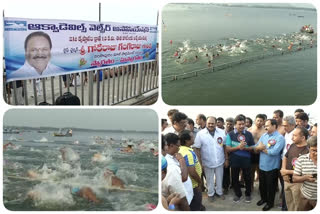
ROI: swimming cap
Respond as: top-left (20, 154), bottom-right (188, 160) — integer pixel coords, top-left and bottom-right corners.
top-left (161, 156), bottom-right (167, 170)
top-left (108, 164), bottom-right (118, 174)
top-left (71, 187), bottom-right (80, 194)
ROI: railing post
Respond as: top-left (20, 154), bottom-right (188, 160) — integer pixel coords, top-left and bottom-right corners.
top-left (59, 75), bottom-right (63, 96)
top-left (32, 79), bottom-right (38, 105)
top-left (133, 64), bottom-right (138, 96)
top-left (23, 80), bottom-right (28, 105)
top-left (102, 69), bottom-right (105, 105)
top-left (107, 69), bottom-right (110, 105)
top-left (96, 70), bottom-right (100, 105)
top-left (117, 67), bottom-right (120, 103)
top-left (121, 66), bottom-right (125, 101)
top-left (88, 70), bottom-right (94, 105)
top-left (12, 81), bottom-right (18, 105)
top-left (81, 72), bottom-right (85, 105)
top-left (137, 62), bottom-right (144, 96)
top-left (51, 77), bottom-right (55, 104)
top-left (112, 68), bottom-right (116, 104)
top-left (42, 78), bottom-right (46, 103)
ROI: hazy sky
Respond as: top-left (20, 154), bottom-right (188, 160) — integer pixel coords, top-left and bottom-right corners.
top-left (3, 109), bottom-right (158, 131)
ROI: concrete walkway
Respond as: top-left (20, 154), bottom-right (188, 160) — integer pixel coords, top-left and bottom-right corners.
top-left (202, 181), bottom-right (282, 211)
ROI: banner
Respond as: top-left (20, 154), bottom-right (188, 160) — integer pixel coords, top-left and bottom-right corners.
top-left (4, 17), bottom-right (158, 82)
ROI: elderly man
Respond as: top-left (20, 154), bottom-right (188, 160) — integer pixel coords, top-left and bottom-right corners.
top-left (293, 136), bottom-right (317, 211)
top-left (279, 115), bottom-right (296, 210)
top-left (255, 119), bottom-right (285, 211)
top-left (281, 127), bottom-right (309, 211)
top-left (226, 115), bottom-right (255, 203)
top-left (194, 116), bottom-right (226, 201)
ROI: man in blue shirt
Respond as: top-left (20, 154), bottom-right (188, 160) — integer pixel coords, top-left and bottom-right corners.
top-left (226, 115), bottom-right (255, 203)
top-left (255, 119), bottom-right (285, 211)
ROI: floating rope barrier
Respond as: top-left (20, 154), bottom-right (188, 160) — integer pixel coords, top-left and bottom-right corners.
top-left (162, 43), bottom-right (316, 83)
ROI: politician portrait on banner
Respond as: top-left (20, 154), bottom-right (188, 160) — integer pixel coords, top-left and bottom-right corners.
top-left (4, 17), bottom-right (158, 82)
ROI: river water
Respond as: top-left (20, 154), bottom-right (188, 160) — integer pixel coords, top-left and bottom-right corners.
top-left (162, 4), bottom-right (317, 105)
top-left (3, 128), bottom-right (158, 211)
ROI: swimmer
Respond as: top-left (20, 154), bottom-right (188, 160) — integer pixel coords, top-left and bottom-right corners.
top-left (92, 153), bottom-right (103, 162)
top-left (71, 187), bottom-right (101, 203)
top-left (3, 142), bottom-right (15, 150)
top-left (150, 148), bottom-right (159, 157)
top-left (60, 147), bottom-right (80, 162)
top-left (27, 169), bottom-right (39, 179)
top-left (120, 145), bottom-right (134, 153)
top-left (193, 55), bottom-right (198, 62)
top-left (27, 190), bottom-right (41, 201)
top-left (104, 167), bottom-right (125, 189)
top-left (174, 51), bottom-right (179, 57)
top-left (208, 60), bottom-right (212, 68)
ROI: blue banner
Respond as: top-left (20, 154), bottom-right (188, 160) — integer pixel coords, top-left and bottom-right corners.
top-left (4, 17), bottom-right (158, 82)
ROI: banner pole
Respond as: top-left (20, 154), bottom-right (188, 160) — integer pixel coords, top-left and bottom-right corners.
top-left (96, 2), bottom-right (102, 105)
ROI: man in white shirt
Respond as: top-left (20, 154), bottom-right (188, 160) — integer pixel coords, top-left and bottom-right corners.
top-left (164, 133), bottom-right (192, 210)
top-left (162, 112), bottom-right (188, 135)
top-left (194, 116), bottom-right (226, 201)
top-left (9, 31), bottom-right (64, 80)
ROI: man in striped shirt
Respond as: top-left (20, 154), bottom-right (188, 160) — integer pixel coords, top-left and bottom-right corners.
top-left (293, 136), bottom-right (317, 211)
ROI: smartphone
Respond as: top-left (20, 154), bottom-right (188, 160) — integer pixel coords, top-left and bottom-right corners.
top-left (312, 174), bottom-right (317, 178)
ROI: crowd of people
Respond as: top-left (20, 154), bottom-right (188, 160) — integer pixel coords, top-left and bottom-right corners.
top-left (161, 109), bottom-right (317, 211)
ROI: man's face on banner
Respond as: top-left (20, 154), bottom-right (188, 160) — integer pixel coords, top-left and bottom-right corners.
top-left (25, 36), bottom-right (51, 73)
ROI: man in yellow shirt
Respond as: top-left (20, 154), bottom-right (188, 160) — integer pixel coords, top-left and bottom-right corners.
top-left (179, 130), bottom-right (204, 211)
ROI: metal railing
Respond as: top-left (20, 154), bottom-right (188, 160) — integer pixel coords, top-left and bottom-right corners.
top-left (163, 44), bottom-right (316, 83)
top-left (3, 60), bottom-right (158, 105)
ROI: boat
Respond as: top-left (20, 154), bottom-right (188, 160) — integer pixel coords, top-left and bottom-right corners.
top-left (53, 128), bottom-right (72, 137)
top-left (3, 128), bottom-right (20, 134)
top-left (300, 25), bottom-right (314, 34)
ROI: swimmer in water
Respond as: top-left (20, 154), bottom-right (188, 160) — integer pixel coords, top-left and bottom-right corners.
top-left (59, 147), bottom-right (80, 162)
top-left (208, 60), bottom-right (212, 68)
top-left (27, 169), bottom-right (40, 179)
top-left (120, 145), bottom-right (134, 153)
top-left (92, 153), bottom-right (104, 162)
top-left (3, 142), bottom-right (15, 150)
top-left (71, 187), bottom-right (101, 203)
top-left (193, 55), bottom-right (199, 62)
top-left (104, 167), bottom-right (125, 189)
top-left (150, 148), bottom-right (159, 157)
